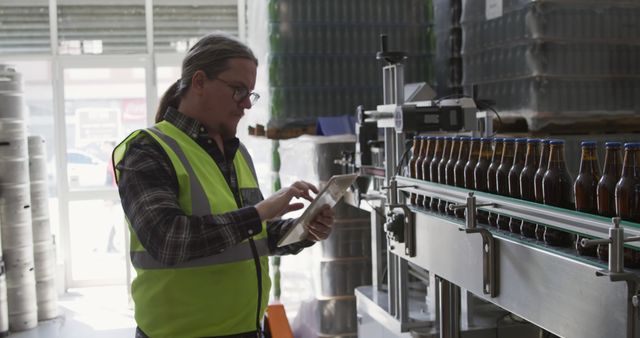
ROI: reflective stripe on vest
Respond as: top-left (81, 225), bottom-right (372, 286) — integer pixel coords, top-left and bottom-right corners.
top-left (128, 126), bottom-right (270, 270)
top-left (147, 126), bottom-right (211, 216)
top-left (131, 237), bottom-right (270, 269)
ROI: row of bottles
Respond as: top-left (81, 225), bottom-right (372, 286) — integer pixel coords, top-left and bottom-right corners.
top-left (407, 136), bottom-right (640, 268)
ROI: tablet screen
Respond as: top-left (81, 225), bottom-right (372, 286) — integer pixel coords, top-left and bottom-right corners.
top-left (277, 174), bottom-right (358, 247)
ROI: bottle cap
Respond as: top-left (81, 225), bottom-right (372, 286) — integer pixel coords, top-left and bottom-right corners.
top-left (481, 137), bottom-right (492, 142)
top-left (470, 137), bottom-right (481, 141)
top-left (459, 136), bottom-right (471, 141)
top-left (515, 138), bottom-right (527, 143)
top-left (605, 142), bottom-right (622, 148)
top-left (541, 139), bottom-right (551, 144)
top-left (526, 138), bottom-right (540, 143)
top-left (580, 141), bottom-right (596, 147)
top-left (494, 138), bottom-right (505, 142)
top-left (549, 139), bottom-right (565, 145)
top-left (624, 143), bottom-right (640, 149)
top-left (502, 138), bottom-right (516, 142)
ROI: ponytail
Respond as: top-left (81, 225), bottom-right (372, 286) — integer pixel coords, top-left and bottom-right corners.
top-left (155, 81), bottom-right (182, 123)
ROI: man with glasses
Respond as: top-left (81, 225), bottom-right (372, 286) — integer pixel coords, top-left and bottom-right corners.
top-left (113, 34), bottom-right (335, 338)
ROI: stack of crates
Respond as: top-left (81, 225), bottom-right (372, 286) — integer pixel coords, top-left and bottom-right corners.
top-left (461, 0), bottom-right (640, 131)
top-left (267, 0), bottom-right (435, 130)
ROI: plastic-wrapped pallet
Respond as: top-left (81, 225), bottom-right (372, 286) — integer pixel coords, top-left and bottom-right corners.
top-left (277, 136), bottom-right (371, 338)
top-left (433, 0), bottom-right (463, 96)
top-left (461, 0), bottom-right (640, 132)
top-left (264, 0), bottom-right (435, 134)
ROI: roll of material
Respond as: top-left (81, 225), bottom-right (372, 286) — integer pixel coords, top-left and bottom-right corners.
top-left (320, 219), bottom-right (371, 259)
top-left (31, 219), bottom-right (53, 244)
top-left (2, 246), bottom-right (35, 287)
top-left (0, 264), bottom-right (9, 335)
top-left (6, 283), bottom-right (37, 331)
top-left (36, 278), bottom-right (58, 320)
top-left (33, 241), bottom-right (56, 281)
top-left (0, 132), bottom-right (29, 188)
top-left (0, 120), bottom-right (27, 143)
top-left (319, 257), bottom-right (371, 297)
top-left (1, 223), bottom-right (34, 251)
top-left (0, 65), bottom-right (23, 93)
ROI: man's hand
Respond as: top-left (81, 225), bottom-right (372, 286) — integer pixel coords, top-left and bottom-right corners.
top-left (255, 181), bottom-right (318, 221)
top-left (305, 204), bottom-right (335, 241)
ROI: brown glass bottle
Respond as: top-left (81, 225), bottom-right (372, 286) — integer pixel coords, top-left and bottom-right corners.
top-left (519, 139), bottom-right (540, 238)
top-left (409, 136), bottom-right (421, 205)
top-left (420, 136), bottom-right (436, 208)
top-left (475, 138), bottom-right (493, 224)
top-left (574, 141), bottom-right (600, 257)
top-left (542, 140), bottom-right (574, 247)
top-left (596, 142), bottom-right (622, 261)
top-left (508, 138), bottom-right (527, 233)
top-left (464, 137), bottom-right (481, 190)
top-left (487, 138), bottom-right (504, 227)
top-left (615, 143), bottom-right (640, 268)
top-left (454, 137), bottom-right (471, 218)
top-left (415, 136), bottom-right (429, 207)
top-left (429, 137), bottom-right (444, 210)
top-left (439, 137), bottom-right (458, 214)
top-left (534, 139), bottom-right (551, 240)
top-left (496, 138), bottom-right (515, 230)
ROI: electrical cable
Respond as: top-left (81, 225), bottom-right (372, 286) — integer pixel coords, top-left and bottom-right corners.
top-left (248, 238), bottom-right (263, 335)
top-left (393, 139), bottom-right (415, 177)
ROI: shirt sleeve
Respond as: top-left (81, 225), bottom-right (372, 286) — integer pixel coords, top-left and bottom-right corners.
top-left (116, 134), bottom-right (262, 266)
top-left (266, 218), bottom-right (315, 255)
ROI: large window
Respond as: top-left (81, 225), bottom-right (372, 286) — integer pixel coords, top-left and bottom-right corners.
top-left (0, 0), bottom-right (244, 289)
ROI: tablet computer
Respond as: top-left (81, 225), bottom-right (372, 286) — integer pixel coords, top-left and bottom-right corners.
top-left (277, 174), bottom-right (359, 247)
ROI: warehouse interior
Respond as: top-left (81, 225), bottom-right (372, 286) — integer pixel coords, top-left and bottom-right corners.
top-left (1, 0), bottom-right (639, 337)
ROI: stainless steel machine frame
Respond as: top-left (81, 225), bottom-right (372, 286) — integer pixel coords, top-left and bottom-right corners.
top-left (353, 53), bottom-right (640, 338)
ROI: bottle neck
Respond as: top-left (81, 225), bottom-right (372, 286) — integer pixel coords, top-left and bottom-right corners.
top-left (513, 142), bottom-right (525, 165)
top-left (469, 141), bottom-right (480, 161)
top-left (426, 140), bottom-right (435, 158)
top-left (602, 147), bottom-right (621, 176)
top-left (449, 140), bottom-right (459, 160)
top-left (458, 141), bottom-right (470, 162)
top-left (412, 139), bottom-right (420, 158)
top-left (539, 144), bottom-right (550, 170)
top-left (621, 148), bottom-right (640, 177)
top-left (442, 140), bottom-right (452, 160)
top-left (492, 142), bottom-right (504, 163)
top-left (479, 141), bottom-right (492, 161)
top-left (418, 139), bottom-right (428, 158)
top-left (501, 142), bottom-right (515, 163)
top-left (434, 140), bottom-right (443, 157)
top-left (548, 144), bottom-right (567, 170)
top-left (578, 147), bottom-right (598, 174)
top-left (524, 143), bottom-right (538, 168)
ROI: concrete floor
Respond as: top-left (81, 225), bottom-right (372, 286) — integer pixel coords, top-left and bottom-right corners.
top-left (7, 286), bottom-right (136, 338)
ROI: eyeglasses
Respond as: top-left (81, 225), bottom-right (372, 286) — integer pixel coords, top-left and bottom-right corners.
top-left (215, 78), bottom-right (260, 106)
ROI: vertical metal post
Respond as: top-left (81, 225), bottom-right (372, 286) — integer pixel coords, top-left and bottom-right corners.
top-left (371, 207), bottom-right (386, 289)
top-left (397, 256), bottom-right (409, 322)
top-left (437, 277), bottom-right (461, 338)
top-left (387, 250), bottom-right (398, 317)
